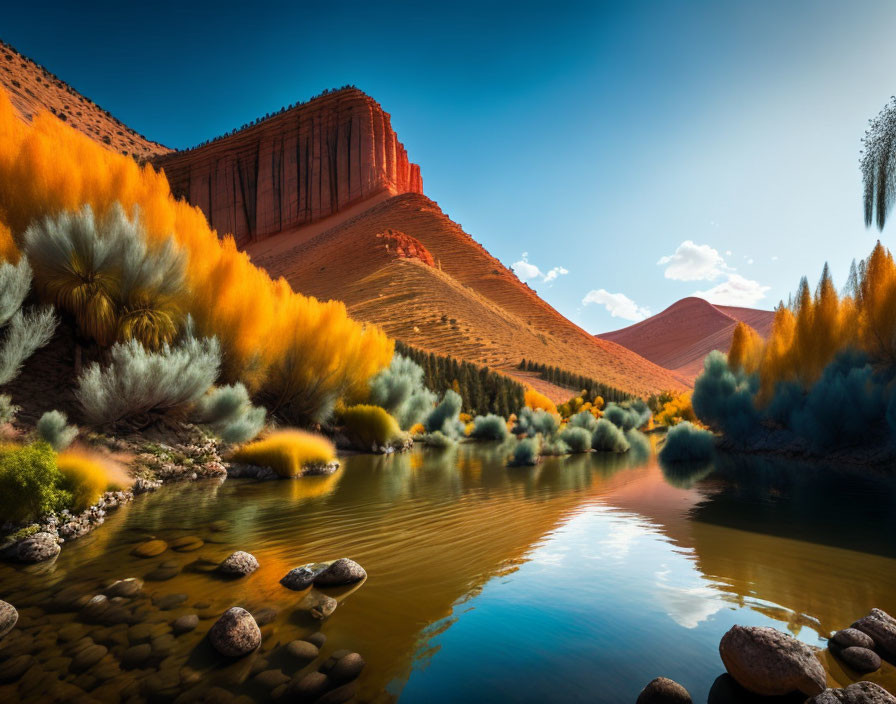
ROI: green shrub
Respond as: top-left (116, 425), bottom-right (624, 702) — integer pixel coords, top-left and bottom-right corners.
top-left (36, 410), bottom-right (78, 450)
top-left (559, 426), bottom-right (592, 453)
top-left (659, 422), bottom-right (716, 463)
top-left (230, 429), bottom-right (335, 478)
top-left (509, 437), bottom-right (540, 466)
top-left (368, 354), bottom-right (437, 430)
top-left (0, 306), bottom-right (57, 385)
top-left (75, 322), bottom-right (220, 425)
top-left (341, 404), bottom-right (402, 447)
top-left (0, 257), bottom-right (33, 327)
top-left (422, 430), bottom-right (456, 448)
top-left (540, 435), bottom-right (569, 455)
top-left (513, 407), bottom-right (559, 437)
top-left (567, 410), bottom-right (598, 433)
top-left (424, 389), bottom-right (462, 433)
top-left (592, 419), bottom-right (630, 453)
top-left (0, 394), bottom-right (18, 424)
top-left (470, 414), bottom-right (509, 441)
top-left (0, 442), bottom-right (69, 523)
top-left (195, 383), bottom-right (265, 444)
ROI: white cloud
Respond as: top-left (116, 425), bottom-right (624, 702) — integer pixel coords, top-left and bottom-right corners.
top-left (657, 240), bottom-right (730, 281)
top-left (693, 273), bottom-right (770, 307)
top-left (543, 266), bottom-right (569, 284)
top-left (747, 258), bottom-right (754, 265)
top-left (725, 250), bottom-right (733, 256)
top-left (511, 253), bottom-right (568, 285)
top-left (582, 289), bottom-right (651, 322)
top-left (771, 255), bottom-right (779, 261)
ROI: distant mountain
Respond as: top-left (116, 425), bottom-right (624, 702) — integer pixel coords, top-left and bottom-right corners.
top-left (1, 37), bottom-right (685, 396)
top-left (597, 297), bottom-right (776, 382)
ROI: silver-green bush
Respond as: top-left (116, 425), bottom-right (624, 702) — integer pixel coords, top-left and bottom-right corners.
top-left (509, 437), bottom-right (540, 466)
top-left (470, 413), bottom-right (509, 441)
top-left (76, 322), bottom-right (220, 425)
top-left (424, 389), bottom-right (462, 434)
top-left (36, 410), bottom-right (78, 450)
top-left (592, 418), bottom-right (630, 453)
top-left (0, 306), bottom-right (57, 385)
top-left (195, 383), bottom-right (265, 444)
top-left (0, 258), bottom-right (33, 327)
top-left (369, 354), bottom-right (437, 430)
top-left (559, 425), bottom-right (592, 453)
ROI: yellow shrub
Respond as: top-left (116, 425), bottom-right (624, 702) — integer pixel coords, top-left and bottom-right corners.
top-left (57, 450), bottom-right (113, 511)
top-left (464, 421), bottom-right (475, 437)
top-left (409, 422), bottom-right (424, 436)
top-left (0, 221), bottom-right (19, 262)
top-left (230, 430), bottom-right (335, 478)
top-left (656, 392), bottom-right (697, 426)
top-left (0, 88), bottom-right (393, 419)
top-left (459, 412), bottom-right (472, 423)
top-left (524, 387), bottom-right (557, 414)
top-left (340, 404), bottom-right (401, 447)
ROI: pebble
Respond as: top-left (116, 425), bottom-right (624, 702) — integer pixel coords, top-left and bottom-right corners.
top-left (328, 652), bottom-right (366, 684)
top-left (317, 683), bottom-right (359, 704)
top-left (154, 593), bottom-right (189, 610)
top-left (170, 536), bottom-right (204, 552)
top-left (146, 563), bottom-right (181, 581)
top-left (209, 520), bottom-right (230, 532)
top-left (132, 539), bottom-right (168, 557)
top-left (105, 578), bottom-right (143, 598)
top-left (280, 564), bottom-right (325, 591)
top-left (286, 671), bottom-right (329, 700)
top-left (305, 632), bottom-right (327, 648)
top-left (70, 643), bottom-right (107, 672)
top-left (121, 643), bottom-right (152, 668)
top-left (286, 639), bottom-right (319, 661)
top-left (0, 653), bottom-right (34, 683)
top-left (831, 628), bottom-right (875, 650)
top-left (0, 600), bottom-right (17, 639)
top-left (253, 668), bottom-right (290, 690)
top-left (834, 645), bottom-right (882, 673)
top-left (313, 558), bottom-right (367, 587)
top-left (218, 551), bottom-right (259, 577)
top-left (172, 614), bottom-right (199, 634)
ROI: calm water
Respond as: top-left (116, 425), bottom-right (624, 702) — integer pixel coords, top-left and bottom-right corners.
top-left (1, 439), bottom-right (895, 703)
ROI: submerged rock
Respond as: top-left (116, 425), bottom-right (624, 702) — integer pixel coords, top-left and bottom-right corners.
top-left (218, 551), bottom-right (259, 577)
top-left (719, 625), bottom-right (825, 696)
top-left (831, 628), bottom-right (875, 650)
top-left (170, 535), bottom-right (204, 552)
top-left (327, 651), bottom-right (366, 684)
top-left (280, 564), bottom-right (326, 591)
top-left (636, 677), bottom-right (693, 703)
top-left (852, 608), bottom-right (896, 662)
top-left (286, 639), bottom-right (319, 661)
top-left (132, 539), bottom-right (167, 558)
top-left (104, 577), bottom-right (143, 598)
top-left (0, 600), bottom-right (17, 639)
top-left (832, 644), bottom-right (881, 673)
top-left (313, 558), bottom-right (367, 587)
top-left (172, 614), bottom-right (199, 635)
top-left (806, 682), bottom-right (896, 703)
top-left (207, 607), bottom-right (261, 657)
top-left (16, 532), bottom-right (59, 562)
top-left (286, 671), bottom-right (328, 700)
top-left (299, 591), bottom-right (338, 621)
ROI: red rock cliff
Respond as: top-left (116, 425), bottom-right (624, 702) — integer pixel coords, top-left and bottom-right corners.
top-left (153, 88), bottom-right (422, 246)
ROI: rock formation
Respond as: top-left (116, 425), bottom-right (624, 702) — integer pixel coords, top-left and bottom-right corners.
top-left (154, 88), bottom-right (422, 246)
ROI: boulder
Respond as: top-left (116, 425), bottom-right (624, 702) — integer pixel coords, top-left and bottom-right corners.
top-left (17, 532), bottom-right (60, 562)
top-left (0, 600), bottom-right (17, 639)
top-left (719, 625), bottom-right (826, 696)
top-left (852, 609), bottom-right (896, 662)
top-left (207, 607), bottom-right (261, 657)
top-left (313, 558), bottom-right (367, 587)
top-left (636, 677), bottom-right (693, 703)
top-left (831, 628), bottom-right (875, 650)
top-left (805, 682), bottom-right (896, 703)
top-left (218, 551), bottom-right (259, 577)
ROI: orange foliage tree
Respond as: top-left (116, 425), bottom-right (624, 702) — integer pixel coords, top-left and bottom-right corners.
top-left (0, 89), bottom-right (392, 422)
top-left (524, 386), bottom-right (557, 415)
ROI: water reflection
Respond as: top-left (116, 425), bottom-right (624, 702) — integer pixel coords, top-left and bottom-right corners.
top-left (0, 443), bottom-right (894, 703)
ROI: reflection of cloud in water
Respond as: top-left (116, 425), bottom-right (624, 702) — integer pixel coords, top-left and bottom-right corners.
top-left (654, 567), bottom-right (727, 628)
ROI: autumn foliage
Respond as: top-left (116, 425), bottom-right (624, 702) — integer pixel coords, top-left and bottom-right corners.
top-left (230, 430), bottom-right (336, 478)
top-left (524, 386), bottom-right (557, 414)
top-left (0, 88), bottom-right (392, 422)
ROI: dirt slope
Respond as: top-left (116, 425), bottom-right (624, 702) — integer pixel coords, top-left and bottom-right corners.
top-left (0, 39), bottom-right (169, 159)
top-left (247, 193), bottom-right (686, 396)
top-left (597, 297), bottom-right (775, 382)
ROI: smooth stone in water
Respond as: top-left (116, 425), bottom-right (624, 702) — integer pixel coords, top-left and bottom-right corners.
top-left (132, 539), bottom-right (167, 557)
top-left (172, 614), bottom-right (199, 634)
top-left (320, 649), bottom-right (352, 674)
top-left (831, 628), bottom-right (875, 650)
top-left (0, 654), bottom-right (34, 683)
top-left (852, 608), bottom-right (896, 662)
top-left (121, 643), bottom-right (152, 668)
top-left (105, 578), bottom-right (143, 598)
top-left (170, 535), bottom-right (204, 552)
top-left (252, 607), bottom-right (278, 626)
top-left (286, 671), bottom-right (328, 700)
top-left (637, 677), bottom-right (693, 703)
top-left (317, 683), bottom-right (358, 704)
top-left (154, 593), bottom-right (188, 610)
top-left (207, 607), bottom-right (261, 657)
top-left (17, 532), bottom-right (60, 562)
top-left (286, 639), bottom-right (319, 661)
top-left (70, 643), bottom-right (107, 672)
top-left (313, 558), bottom-right (366, 587)
top-left (145, 563), bottom-right (181, 581)
top-left (719, 625), bottom-right (826, 696)
top-left (253, 668), bottom-right (290, 690)
top-left (305, 632), bottom-right (326, 648)
top-left (298, 591), bottom-right (337, 621)
top-left (834, 645), bottom-right (881, 673)
top-left (805, 682), bottom-right (896, 703)
top-left (280, 564), bottom-right (325, 591)
top-left (218, 551), bottom-right (259, 577)
top-left (0, 600), bottom-right (17, 639)
top-left (328, 652), bottom-right (365, 684)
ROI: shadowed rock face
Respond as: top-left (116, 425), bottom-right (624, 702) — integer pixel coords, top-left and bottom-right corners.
top-left (154, 88), bottom-right (422, 246)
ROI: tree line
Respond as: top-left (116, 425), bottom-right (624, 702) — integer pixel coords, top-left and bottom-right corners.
top-left (517, 359), bottom-right (630, 403)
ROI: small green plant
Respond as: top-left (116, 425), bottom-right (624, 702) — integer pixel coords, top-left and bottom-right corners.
top-left (0, 394), bottom-right (18, 424)
top-left (36, 410), bottom-right (78, 450)
top-left (0, 442), bottom-right (69, 523)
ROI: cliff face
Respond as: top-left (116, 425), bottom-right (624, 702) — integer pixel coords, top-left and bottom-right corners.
top-left (154, 88), bottom-right (422, 246)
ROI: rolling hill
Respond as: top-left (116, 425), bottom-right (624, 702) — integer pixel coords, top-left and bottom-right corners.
top-left (598, 297), bottom-right (776, 382)
top-left (1, 37), bottom-right (686, 397)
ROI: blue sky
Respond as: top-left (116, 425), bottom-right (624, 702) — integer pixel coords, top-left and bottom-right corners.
top-left (4, 1), bottom-right (896, 331)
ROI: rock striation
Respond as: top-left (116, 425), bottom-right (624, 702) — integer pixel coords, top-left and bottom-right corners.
top-left (154, 88), bottom-right (422, 246)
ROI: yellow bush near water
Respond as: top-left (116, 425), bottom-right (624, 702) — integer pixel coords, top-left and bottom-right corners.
top-left (524, 386), bottom-right (557, 415)
top-left (340, 404), bottom-right (402, 447)
top-left (56, 450), bottom-right (117, 512)
top-left (230, 430), bottom-right (336, 478)
top-left (0, 88), bottom-right (392, 417)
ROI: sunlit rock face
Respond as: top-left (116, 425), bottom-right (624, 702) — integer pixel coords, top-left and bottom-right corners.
top-left (154, 88), bottom-right (423, 246)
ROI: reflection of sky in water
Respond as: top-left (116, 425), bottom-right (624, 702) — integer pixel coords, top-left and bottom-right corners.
top-left (397, 502), bottom-right (831, 704)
